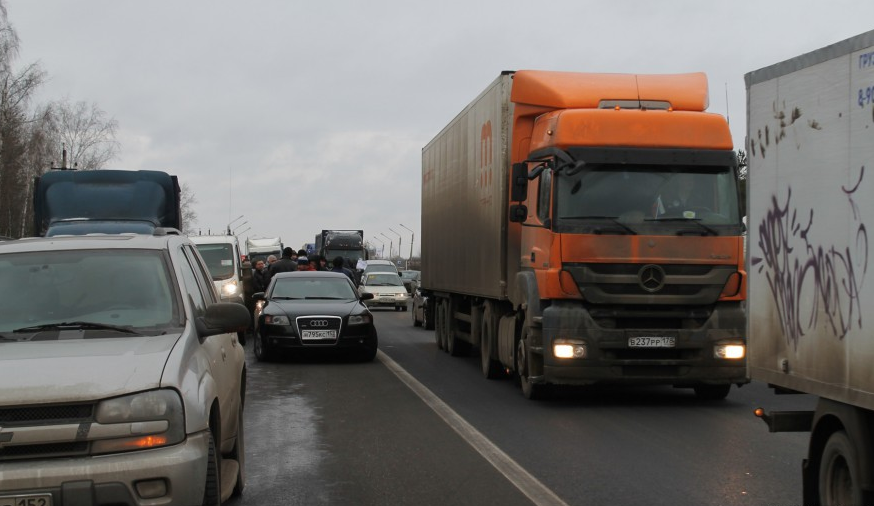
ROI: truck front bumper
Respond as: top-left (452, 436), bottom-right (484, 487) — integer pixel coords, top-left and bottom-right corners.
top-left (0, 431), bottom-right (210, 505)
top-left (538, 301), bottom-right (748, 387)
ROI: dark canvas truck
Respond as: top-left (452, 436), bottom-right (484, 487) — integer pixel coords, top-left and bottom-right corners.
top-left (33, 169), bottom-right (181, 236)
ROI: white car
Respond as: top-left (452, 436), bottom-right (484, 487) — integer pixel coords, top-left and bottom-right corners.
top-left (358, 271), bottom-right (410, 311)
top-left (0, 231), bottom-right (250, 505)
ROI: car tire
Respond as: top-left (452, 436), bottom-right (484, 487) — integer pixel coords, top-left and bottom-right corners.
top-left (202, 432), bottom-right (221, 506)
top-left (254, 332), bottom-right (271, 362)
top-left (423, 302), bottom-right (434, 331)
top-left (230, 401), bottom-right (245, 497)
top-left (412, 304), bottom-right (422, 327)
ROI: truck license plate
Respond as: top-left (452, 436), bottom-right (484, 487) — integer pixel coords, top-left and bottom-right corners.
top-left (302, 330), bottom-right (336, 340)
top-left (0, 494), bottom-right (53, 506)
top-left (628, 336), bottom-right (676, 348)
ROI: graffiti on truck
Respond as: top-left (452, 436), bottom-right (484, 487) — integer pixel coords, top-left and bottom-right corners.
top-left (752, 167), bottom-right (868, 350)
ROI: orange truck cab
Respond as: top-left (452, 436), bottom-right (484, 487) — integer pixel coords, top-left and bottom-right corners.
top-left (421, 70), bottom-right (747, 400)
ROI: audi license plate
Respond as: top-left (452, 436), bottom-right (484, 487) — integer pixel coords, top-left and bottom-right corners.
top-left (302, 330), bottom-right (336, 340)
top-left (628, 336), bottom-right (676, 348)
top-left (0, 494), bottom-right (53, 506)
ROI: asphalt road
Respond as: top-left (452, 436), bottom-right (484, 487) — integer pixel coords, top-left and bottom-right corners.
top-left (227, 307), bottom-right (816, 506)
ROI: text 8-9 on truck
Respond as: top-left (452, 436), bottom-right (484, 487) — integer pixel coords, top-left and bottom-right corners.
top-left (420, 70), bottom-right (747, 400)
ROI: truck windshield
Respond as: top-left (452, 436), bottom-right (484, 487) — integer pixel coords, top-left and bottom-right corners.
top-left (194, 243), bottom-right (236, 280)
top-left (325, 249), bottom-right (362, 264)
top-left (553, 164), bottom-right (741, 234)
top-left (0, 250), bottom-right (180, 335)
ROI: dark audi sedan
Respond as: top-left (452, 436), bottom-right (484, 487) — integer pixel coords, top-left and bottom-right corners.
top-left (253, 271), bottom-right (378, 361)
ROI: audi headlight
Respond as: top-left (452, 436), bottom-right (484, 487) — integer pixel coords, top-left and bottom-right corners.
top-left (266, 315), bottom-right (290, 325)
top-left (348, 314), bottom-right (372, 325)
top-left (221, 281), bottom-right (239, 297)
top-left (91, 389), bottom-right (185, 454)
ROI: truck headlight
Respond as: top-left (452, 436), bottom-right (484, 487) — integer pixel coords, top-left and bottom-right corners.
top-left (714, 344), bottom-right (745, 359)
top-left (92, 389), bottom-right (185, 454)
top-left (221, 281), bottom-right (239, 297)
top-left (554, 342), bottom-right (587, 359)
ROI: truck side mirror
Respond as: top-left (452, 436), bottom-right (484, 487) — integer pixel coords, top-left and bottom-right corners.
top-left (509, 204), bottom-right (528, 223)
top-left (510, 163), bottom-right (529, 202)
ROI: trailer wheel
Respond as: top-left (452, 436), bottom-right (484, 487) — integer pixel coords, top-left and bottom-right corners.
top-left (446, 298), bottom-right (470, 357)
top-left (480, 302), bottom-right (503, 379)
top-left (819, 430), bottom-right (863, 506)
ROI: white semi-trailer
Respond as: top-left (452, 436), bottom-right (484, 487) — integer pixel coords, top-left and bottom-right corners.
top-left (747, 29), bottom-right (874, 505)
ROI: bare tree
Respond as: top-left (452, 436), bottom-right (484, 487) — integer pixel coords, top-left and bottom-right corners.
top-left (180, 182), bottom-right (198, 234)
top-left (0, 1), bottom-right (46, 237)
top-left (45, 98), bottom-right (119, 169)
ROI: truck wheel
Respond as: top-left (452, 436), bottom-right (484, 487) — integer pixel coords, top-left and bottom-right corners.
top-left (202, 432), bottom-right (221, 506)
top-left (693, 384), bottom-right (731, 400)
top-left (517, 330), bottom-right (548, 400)
top-left (480, 304), bottom-right (503, 379)
top-left (819, 431), bottom-right (863, 506)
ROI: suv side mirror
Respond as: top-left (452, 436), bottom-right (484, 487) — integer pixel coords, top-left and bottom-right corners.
top-left (196, 302), bottom-right (251, 338)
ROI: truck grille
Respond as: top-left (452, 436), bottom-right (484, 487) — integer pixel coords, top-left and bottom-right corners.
top-left (565, 263), bottom-right (735, 306)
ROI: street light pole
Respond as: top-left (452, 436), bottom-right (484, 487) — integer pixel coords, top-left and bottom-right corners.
top-left (388, 228), bottom-right (402, 268)
top-left (380, 233), bottom-right (393, 259)
top-left (399, 223), bottom-right (414, 265)
top-left (226, 215), bottom-right (244, 235)
top-left (231, 221), bottom-right (248, 235)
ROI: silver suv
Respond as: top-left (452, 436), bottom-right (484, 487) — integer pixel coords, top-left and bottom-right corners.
top-left (0, 230), bottom-right (249, 505)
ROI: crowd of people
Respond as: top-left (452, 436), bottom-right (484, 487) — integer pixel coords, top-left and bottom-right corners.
top-left (250, 247), bottom-right (356, 293)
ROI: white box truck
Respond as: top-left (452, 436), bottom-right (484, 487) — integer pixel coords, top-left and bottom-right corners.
top-left (747, 29), bottom-right (874, 505)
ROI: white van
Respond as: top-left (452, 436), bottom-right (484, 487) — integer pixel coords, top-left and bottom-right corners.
top-left (190, 235), bottom-right (246, 306)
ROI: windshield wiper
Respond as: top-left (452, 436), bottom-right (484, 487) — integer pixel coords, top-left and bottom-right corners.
top-left (13, 321), bottom-right (142, 335)
top-left (564, 216), bottom-right (638, 235)
top-left (272, 296), bottom-right (301, 300)
top-left (646, 217), bottom-right (718, 236)
top-left (304, 296), bottom-right (346, 300)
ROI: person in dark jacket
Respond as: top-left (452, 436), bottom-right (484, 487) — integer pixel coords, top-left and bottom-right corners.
top-left (252, 259), bottom-right (270, 293)
top-left (331, 256), bottom-right (357, 285)
top-left (267, 247), bottom-right (298, 282)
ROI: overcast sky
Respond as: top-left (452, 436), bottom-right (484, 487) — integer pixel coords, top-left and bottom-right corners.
top-left (7, 1), bottom-right (874, 258)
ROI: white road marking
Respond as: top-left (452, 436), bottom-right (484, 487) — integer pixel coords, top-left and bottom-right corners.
top-left (377, 350), bottom-right (570, 506)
